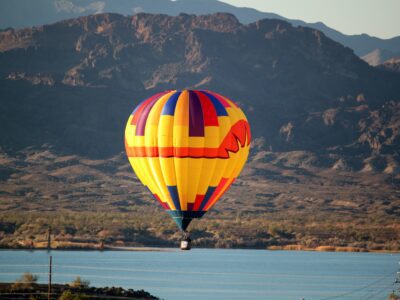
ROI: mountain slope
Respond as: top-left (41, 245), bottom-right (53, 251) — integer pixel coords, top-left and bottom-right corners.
top-left (380, 58), bottom-right (400, 73)
top-left (1, 13), bottom-right (400, 160)
top-left (362, 48), bottom-right (400, 66)
top-left (1, 0), bottom-right (400, 58)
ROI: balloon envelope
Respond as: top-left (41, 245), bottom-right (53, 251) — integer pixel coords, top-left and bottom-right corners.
top-left (125, 90), bottom-right (251, 231)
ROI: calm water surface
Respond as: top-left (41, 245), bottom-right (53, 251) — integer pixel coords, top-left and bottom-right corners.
top-left (0, 249), bottom-right (398, 300)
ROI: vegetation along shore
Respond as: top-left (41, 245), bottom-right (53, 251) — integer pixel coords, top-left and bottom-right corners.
top-left (0, 273), bottom-right (159, 300)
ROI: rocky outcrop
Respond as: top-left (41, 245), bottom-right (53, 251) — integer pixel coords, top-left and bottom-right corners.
top-left (379, 58), bottom-right (400, 73)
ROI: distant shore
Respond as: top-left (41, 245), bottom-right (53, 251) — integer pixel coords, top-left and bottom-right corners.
top-left (0, 243), bottom-right (175, 252)
top-left (1, 242), bottom-right (399, 253)
top-left (266, 244), bottom-right (400, 253)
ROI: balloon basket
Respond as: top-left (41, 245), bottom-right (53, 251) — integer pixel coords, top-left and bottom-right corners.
top-left (180, 239), bottom-right (191, 250)
top-left (180, 231), bottom-right (191, 250)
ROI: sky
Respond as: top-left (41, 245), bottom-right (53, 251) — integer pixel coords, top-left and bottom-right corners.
top-left (220, 0), bottom-right (400, 39)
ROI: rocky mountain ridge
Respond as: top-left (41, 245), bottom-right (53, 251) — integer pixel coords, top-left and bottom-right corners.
top-left (1, 13), bottom-right (400, 163)
top-left (1, 0), bottom-right (400, 58)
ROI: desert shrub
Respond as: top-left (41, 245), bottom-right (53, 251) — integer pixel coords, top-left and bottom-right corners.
top-left (11, 272), bottom-right (38, 289)
top-left (388, 292), bottom-right (400, 300)
top-left (69, 276), bottom-right (90, 288)
top-left (316, 246), bottom-right (336, 251)
top-left (59, 290), bottom-right (88, 300)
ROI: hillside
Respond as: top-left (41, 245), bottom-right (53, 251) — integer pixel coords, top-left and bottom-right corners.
top-left (0, 13), bottom-right (399, 250)
top-left (0, 147), bottom-right (399, 250)
top-left (1, 13), bottom-right (400, 158)
top-left (1, 0), bottom-right (400, 58)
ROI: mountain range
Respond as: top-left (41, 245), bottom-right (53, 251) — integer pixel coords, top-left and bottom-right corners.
top-left (1, 12), bottom-right (400, 161)
top-left (1, 0), bottom-right (400, 62)
top-left (0, 12), bottom-right (399, 249)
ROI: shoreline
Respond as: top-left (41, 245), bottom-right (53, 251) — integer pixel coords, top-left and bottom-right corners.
top-left (1, 244), bottom-right (399, 253)
top-left (0, 245), bottom-right (175, 252)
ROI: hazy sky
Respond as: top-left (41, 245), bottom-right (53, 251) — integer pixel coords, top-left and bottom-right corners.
top-left (220, 0), bottom-right (400, 39)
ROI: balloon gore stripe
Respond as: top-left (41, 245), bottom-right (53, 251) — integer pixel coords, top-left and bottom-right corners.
top-left (167, 186), bottom-right (181, 211)
top-left (188, 91), bottom-right (205, 137)
top-left (161, 91), bottom-right (181, 115)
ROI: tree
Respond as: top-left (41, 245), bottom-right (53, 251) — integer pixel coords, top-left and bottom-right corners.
top-left (69, 276), bottom-right (90, 288)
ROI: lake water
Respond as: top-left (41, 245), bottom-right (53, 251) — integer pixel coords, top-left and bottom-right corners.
top-left (0, 249), bottom-right (399, 300)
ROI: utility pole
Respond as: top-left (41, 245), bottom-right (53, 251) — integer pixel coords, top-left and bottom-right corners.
top-left (47, 227), bottom-right (52, 250)
top-left (48, 255), bottom-right (52, 300)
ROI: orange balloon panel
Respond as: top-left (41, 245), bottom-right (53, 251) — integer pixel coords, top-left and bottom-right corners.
top-left (125, 90), bottom-right (251, 230)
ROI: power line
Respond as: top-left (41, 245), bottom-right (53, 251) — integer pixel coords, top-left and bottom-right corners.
top-left (319, 271), bottom-right (396, 300)
top-left (358, 272), bottom-right (397, 300)
top-left (364, 282), bottom-right (396, 300)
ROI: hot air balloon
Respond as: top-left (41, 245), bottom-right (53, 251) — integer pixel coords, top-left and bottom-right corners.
top-left (125, 90), bottom-right (251, 249)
